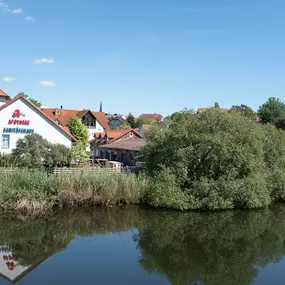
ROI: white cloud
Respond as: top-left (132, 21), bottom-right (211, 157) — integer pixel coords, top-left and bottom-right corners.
top-left (40, 81), bottom-right (56, 87)
top-left (11, 8), bottom-right (22, 14)
top-left (0, 2), bottom-right (8, 8)
top-left (2, 77), bottom-right (16, 82)
top-left (33, 58), bottom-right (55, 64)
top-left (25, 16), bottom-right (34, 21)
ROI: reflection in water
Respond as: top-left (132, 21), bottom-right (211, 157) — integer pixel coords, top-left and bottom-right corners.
top-left (0, 206), bottom-right (285, 284)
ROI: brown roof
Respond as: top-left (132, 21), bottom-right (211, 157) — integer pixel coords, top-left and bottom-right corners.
top-left (90, 129), bottom-right (142, 143)
top-left (92, 111), bottom-right (109, 130)
top-left (139, 113), bottom-right (163, 120)
top-left (0, 89), bottom-right (11, 98)
top-left (197, 108), bottom-right (229, 113)
top-left (0, 96), bottom-right (77, 142)
top-left (99, 137), bottom-right (146, 151)
top-left (41, 108), bottom-right (109, 130)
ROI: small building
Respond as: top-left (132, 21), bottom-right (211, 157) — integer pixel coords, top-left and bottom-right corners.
top-left (139, 113), bottom-right (163, 123)
top-left (0, 95), bottom-right (76, 154)
top-left (99, 137), bottom-right (146, 167)
top-left (42, 108), bottom-right (109, 139)
top-left (90, 129), bottom-right (144, 166)
top-left (0, 90), bottom-right (11, 107)
top-left (108, 115), bottom-right (126, 130)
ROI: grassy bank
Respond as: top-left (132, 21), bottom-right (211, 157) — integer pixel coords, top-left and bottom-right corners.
top-left (0, 168), bottom-right (149, 212)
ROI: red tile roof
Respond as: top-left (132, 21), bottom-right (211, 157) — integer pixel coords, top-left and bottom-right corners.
top-left (90, 129), bottom-right (142, 143)
top-left (41, 108), bottom-right (109, 130)
top-left (139, 113), bottom-right (163, 120)
top-left (0, 96), bottom-right (77, 142)
top-left (0, 89), bottom-right (11, 98)
top-left (92, 112), bottom-right (109, 130)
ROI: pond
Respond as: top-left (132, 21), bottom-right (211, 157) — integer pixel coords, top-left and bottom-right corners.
top-left (0, 205), bottom-right (285, 285)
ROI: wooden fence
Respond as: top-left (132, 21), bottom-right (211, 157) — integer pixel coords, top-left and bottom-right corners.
top-left (0, 168), bottom-right (16, 174)
top-left (52, 167), bottom-right (117, 175)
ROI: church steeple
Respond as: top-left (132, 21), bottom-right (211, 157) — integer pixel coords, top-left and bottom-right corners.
top-left (99, 101), bottom-right (103, 112)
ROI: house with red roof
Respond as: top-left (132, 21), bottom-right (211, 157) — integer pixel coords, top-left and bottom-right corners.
top-left (139, 113), bottom-right (163, 123)
top-left (90, 129), bottom-right (145, 166)
top-left (41, 107), bottom-right (109, 139)
top-left (0, 92), bottom-right (76, 154)
top-left (0, 89), bottom-right (11, 107)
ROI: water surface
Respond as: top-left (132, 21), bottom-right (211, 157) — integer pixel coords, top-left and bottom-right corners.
top-left (0, 206), bottom-right (285, 285)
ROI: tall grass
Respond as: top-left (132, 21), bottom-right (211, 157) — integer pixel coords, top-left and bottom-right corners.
top-left (0, 168), bottom-right (148, 212)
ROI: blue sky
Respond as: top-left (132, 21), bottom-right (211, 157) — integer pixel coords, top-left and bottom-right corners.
top-left (1, 0), bottom-right (285, 116)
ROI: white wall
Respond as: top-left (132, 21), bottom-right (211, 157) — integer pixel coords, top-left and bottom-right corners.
top-left (0, 97), bottom-right (8, 107)
top-left (0, 98), bottom-right (73, 154)
top-left (87, 120), bottom-right (105, 140)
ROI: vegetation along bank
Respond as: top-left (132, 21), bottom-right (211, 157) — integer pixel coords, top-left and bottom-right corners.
top-left (2, 102), bottom-right (285, 212)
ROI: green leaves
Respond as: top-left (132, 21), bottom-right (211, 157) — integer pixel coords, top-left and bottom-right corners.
top-left (258, 97), bottom-right (285, 127)
top-left (67, 116), bottom-right (89, 144)
top-left (143, 109), bottom-right (285, 210)
top-left (12, 134), bottom-right (72, 168)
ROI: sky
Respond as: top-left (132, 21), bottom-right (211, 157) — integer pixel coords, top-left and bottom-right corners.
top-left (1, 0), bottom-right (285, 116)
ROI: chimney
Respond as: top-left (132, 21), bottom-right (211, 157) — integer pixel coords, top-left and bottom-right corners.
top-left (55, 108), bottom-right (59, 117)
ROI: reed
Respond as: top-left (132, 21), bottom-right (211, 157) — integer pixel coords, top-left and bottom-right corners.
top-left (0, 168), bottom-right (148, 212)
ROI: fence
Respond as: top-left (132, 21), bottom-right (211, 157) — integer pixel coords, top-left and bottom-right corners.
top-left (0, 168), bottom-right (16, 174)
top-left (52, 167), bottom-right (117, 175)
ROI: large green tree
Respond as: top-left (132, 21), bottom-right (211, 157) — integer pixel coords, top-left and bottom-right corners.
top-left (67, 117), bottom-right (89, 159)
top-left (67, 117), bottom-right (89, 144)
top-left (142, 109), bottom-right (285, 210)
top-left (258, 97), bottom-right (285, 127)
top-left (127, 113), bottom-right (137, 128)
top-left (12, 134), bottom-right (72, 168)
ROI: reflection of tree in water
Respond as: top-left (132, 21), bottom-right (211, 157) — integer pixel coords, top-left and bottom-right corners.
top-left (1, 206), bottom-right (285, 285)
top-left (0, 207), bottom-right (139, 268)
top-left (134, 207), bottom-right (285, 285)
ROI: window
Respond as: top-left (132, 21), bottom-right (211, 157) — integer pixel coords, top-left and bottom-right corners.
top-left (2, 135), bottom-right (10, 149)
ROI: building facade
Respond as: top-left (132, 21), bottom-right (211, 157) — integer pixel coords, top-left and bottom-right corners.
top-left (108, 115), bottom-right (126, 130)
top-left (41, 108), bottom-right (109, 140)
top-left (90, 129), bottom-right (144, 166)
top-left (0, 96), bottom-right (76, 154)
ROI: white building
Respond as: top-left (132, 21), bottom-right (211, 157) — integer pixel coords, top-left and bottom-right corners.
top-left (41, 108), bottom-right (109, 140)
top-left (0, 96), bottom-right (76, 154)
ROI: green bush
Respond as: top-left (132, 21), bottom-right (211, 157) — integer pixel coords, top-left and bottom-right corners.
top-left (142, 109), bottom-right (285, 210)
top-left (12, 134), bottom-right (72, 169)
top-left (148, 167), bottom-right (188, 210)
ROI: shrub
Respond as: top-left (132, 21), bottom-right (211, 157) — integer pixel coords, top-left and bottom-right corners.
top-left (142, 109), bottom-right (284, 210)
top-left (147, 167), bottom-right (189, 210)
top-left (12, 134), bottom-right (72, 169)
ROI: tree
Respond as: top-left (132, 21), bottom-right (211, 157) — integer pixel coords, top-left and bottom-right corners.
top-left (67, 117), bottom-right (89, 145)
top-left (67, 117), bottom-right (89, 159)
top-left (136, 118), bottom-right (157, 128)
top-left (230, 104), bottom-right (256, 120)
top-left (71, 142), bottom-right (90, 160)
top-left (12, 134), bottom-right (72, 168)
top-left (142, 109), bottom-right (282, 210)
top-left (214, 102), bottom-right (220, 108)
top-left (127, 113), bottom-right (137, 128)
top-left (16, 92), bottom-right (42, 108)
top-left (258, 97), bottom-right (285, 126)
top-left (120, 122), bottom-right (131, 129)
